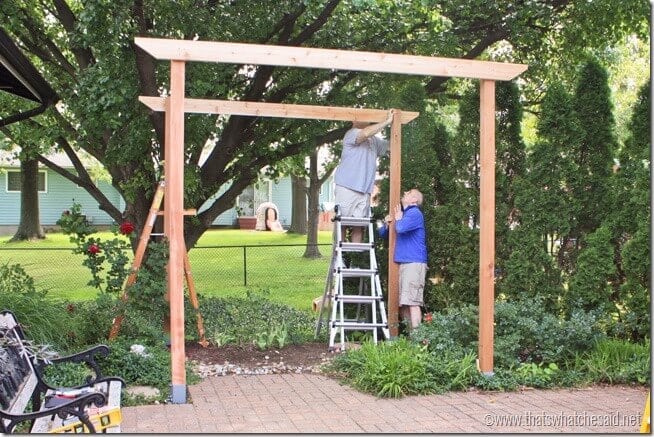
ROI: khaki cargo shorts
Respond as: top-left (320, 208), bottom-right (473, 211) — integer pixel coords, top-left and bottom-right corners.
top-left (334, 185), bottom-right (370, 217)
top-left (399, 262), bottom-right (427, 306)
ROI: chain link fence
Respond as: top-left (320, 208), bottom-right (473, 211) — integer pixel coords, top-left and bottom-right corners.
top-left (1, 244), bottom-right (333, 311)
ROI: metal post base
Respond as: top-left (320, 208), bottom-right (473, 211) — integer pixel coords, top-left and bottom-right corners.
top-left (170, 384), bottom-right (187, 404)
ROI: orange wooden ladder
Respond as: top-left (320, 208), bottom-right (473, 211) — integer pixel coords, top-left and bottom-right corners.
top-left (108, 180), bottom-right (208, 346)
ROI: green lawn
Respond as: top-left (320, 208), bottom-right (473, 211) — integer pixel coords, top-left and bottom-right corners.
top-left (0, 230), bottom-right (334, 311)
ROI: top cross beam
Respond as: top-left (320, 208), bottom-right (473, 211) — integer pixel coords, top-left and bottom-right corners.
top-left (135, 37), bottom-right (527, 82)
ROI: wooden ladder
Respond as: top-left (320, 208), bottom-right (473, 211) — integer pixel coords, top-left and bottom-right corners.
top-left (108, 180), bottom-right (208, 346)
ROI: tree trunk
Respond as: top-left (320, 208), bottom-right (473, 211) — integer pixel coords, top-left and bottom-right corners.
top-left (288, 175), bottom-right (307, 234)
top-left (304, 152), bottom-right (322, 258)
top-left (11, 158), bottom-right (44, 241)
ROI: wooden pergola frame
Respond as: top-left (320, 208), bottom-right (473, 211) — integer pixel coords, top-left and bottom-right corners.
top-left (135, 37), bottom-right (527, 403)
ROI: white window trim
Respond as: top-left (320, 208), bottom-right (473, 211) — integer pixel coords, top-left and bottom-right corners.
top-left (5, 169), bottom-right (48, 193)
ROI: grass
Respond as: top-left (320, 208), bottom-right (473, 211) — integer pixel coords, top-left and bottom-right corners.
top-left (0, 229), bottom-right (334, 311)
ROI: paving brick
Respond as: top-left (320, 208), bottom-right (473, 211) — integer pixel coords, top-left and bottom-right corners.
top-left (121, 374), bottom-right (648, 433)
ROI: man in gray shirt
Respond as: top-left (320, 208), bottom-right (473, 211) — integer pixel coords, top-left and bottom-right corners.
top-left (334, 109), bottom-right (394, 243)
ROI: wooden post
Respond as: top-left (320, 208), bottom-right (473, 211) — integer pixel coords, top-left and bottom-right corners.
top-left (478, 80), bottom-right (496, 374)
top-left (388, 109), bottom-right (402, 337)
top-left (165, 60), bottom-right (187, 403)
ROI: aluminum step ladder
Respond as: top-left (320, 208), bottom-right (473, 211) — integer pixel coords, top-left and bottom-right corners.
top-left (316, 205), bottom-right (390, 351)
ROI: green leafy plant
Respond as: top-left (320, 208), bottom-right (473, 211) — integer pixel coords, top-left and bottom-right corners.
top-left (273, 322), bottom-right (288, 348)
top-left (514, 362), bottom-right (560, 388)
top-left (254, 331), bottom-right (271, 350)
top-left (211, 330), bottom-right (235, 347)
top-left (253, 322), bottom-right (289, 350)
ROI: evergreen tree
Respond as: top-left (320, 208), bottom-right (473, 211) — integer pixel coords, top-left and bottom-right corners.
top-left (494, 81), bottom-right (528, 284)
top-left (571, 59), bottom-right (619, 237)
top-left (607, 81), bottom-right (651, 340)
top-left (566, 226), bottom-right (616, 314)
top-left (500, 227), bottom-right (562, 312)
top-left (517, 82), bottom-right (581, 274)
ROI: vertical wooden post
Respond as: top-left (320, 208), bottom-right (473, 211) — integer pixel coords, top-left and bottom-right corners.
top-left (478, 80), bottom-right (496, 374)
top-left (388, 109), bottom-right (402, 337)
top-left (165, 60), bottom-right (187, 403)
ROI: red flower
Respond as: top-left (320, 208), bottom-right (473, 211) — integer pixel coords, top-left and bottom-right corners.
top-left (66, 303), bottom-right (75, 313)
top-left (424, 312), bottom-right (433, 324)
top-left (87, 244), bottom-right (101, 255)
top-left (119, 221), bottom-right (135, 235)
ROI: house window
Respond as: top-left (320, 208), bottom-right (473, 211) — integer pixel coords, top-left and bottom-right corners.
top-left (6, 170), bottom-right (47, 193)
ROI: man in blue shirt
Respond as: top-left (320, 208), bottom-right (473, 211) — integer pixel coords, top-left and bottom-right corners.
top-left (334, 110), bottom-right (394, 243)
top-left (379, 189), bottom-right (428, 330)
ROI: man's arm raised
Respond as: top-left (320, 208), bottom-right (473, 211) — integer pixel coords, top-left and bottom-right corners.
top-left (355, 109), bottom-right (395, 144)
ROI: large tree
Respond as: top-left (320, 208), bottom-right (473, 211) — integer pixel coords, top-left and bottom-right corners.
top-left (0, 0), bottom-right (647, 251)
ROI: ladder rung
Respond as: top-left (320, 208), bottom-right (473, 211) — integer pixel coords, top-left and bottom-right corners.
top-left (339, 242), bottom-right (374, 252)
top-left (150, 233), bottom-right (165, 236)
top-left (331, 322), bottom-right (388, 329)
top-left (335, 295), bottom-right (382, 303)
top-left (337, 216), bottom-right (373, 227)
top-left (338, 267), bottom-right (377, 277)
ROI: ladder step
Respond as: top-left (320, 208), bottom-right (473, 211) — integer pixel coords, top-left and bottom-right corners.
top-left (331, 322), bottom-right (388, 329)
top-left (339, 242), bottom-right (374, 252)
top-left (338, 267), bottom-right (377, 277)
top-left (335, 295), bottom-right (382, 303)
top-left (337, 216), bottom-right (373, 227)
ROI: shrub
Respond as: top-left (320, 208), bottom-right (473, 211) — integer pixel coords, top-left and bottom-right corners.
top-left (187, 291), bottom-right (316, 347)
top-left (410, 299), bottom-right (605, 368)
top-left (63, 293), bottom-right (120, 348)
top-left (494, 298), bottom-right (605, 366)
top-left (409, 304), bottom-right (478, 358)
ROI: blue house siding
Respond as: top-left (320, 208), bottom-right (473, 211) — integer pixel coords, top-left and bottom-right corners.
top-left (2, 163), bottom-right (335, 229)
top-left (1, 168), bottom-right (123, 226)
top-left (270, 178), bottom-right (292, 227)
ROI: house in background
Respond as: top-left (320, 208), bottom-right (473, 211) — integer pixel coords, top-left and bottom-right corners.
top-left (0, 151), bottom-right (335, 235)
top-left (0, 152), bottom-right (125, 234)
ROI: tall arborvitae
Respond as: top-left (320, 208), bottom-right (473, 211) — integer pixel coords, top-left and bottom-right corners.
top-left (494, 81), bottom-right (528, 280)
top-left (517, 82), bottom-right (581, 271)
top-left (571, 59), bottom-right (618, 237)
top-left (567, 225), bottom-right (616, 314)
top-left (609, 81), bottom-right (650, 340)
top-left (509, 82), bottom-right (579, 309)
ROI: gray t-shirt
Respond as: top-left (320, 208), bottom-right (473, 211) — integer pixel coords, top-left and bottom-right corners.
top-left (334, 128), bottom-right (389, 194)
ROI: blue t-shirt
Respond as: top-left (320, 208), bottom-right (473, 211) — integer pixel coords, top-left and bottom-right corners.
top-left (334, 128), bottom-right (389, 194)
top-left (379, 205), bottom-right (428, 264)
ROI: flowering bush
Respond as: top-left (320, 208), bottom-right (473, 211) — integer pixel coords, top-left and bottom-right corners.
top-left (57, 203), bottom-right (131, 294)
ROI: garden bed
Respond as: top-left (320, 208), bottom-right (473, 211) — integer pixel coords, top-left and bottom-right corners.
top-left (186, 341), bottom-right (335, 377)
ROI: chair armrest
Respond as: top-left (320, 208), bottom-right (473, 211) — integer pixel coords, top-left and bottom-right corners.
top-left (0, 392), bottom-right (106, 433)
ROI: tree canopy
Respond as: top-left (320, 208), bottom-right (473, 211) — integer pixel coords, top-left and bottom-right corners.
top-left (0, 0), bottom-right (647, 249)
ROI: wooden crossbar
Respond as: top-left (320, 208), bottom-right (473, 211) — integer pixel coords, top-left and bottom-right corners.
top-left (135, 37), bottom-right (527, 81)
top-left (138, 96), bottom-right (419, 123)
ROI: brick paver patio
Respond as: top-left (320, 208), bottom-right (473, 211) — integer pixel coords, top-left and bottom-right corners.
top-left (121, 374), bottom-right (648, 433)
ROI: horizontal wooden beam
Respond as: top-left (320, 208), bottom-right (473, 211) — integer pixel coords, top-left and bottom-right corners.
top-left (135, 37), bottom-right (527, 81)
top-left (139, 96), bottom-right (419, 123)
